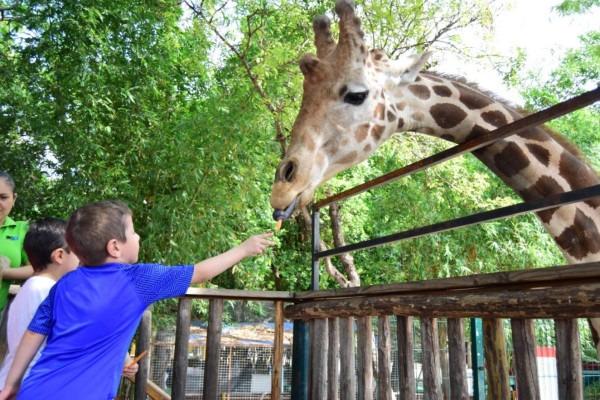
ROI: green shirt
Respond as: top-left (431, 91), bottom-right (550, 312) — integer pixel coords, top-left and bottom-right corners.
top-left (0, 216), bottom-right (29, 311)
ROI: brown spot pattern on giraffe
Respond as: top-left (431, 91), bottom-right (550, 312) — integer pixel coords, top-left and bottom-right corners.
top-left (336, 151), bottom-right (358, 165)
top-left (411, 111), bottom-right (425, 121)
top-left (363, 144), bottom-right (372, 153)
top-left (482, 110), bottom-right (508, 127)
top-left (396, 102), bottom-right (406, 111)
top-left (555, 209), bottom-right (600, 259)
top-left (374, 103), bottom-right (385, 119)
top-left (408, 84), bottom-right (431, 100)
top-left (559, 151), bottom-right (600, 209)
top-left (465, 125), bottom-right (489, 142)
top-left (519, 175), bottom-right (563, 223)
top-left (370, 125), bottom-right (385, 141)
top-left (387, 111), bottom-right (396, 122)
top-left (430, 103), bottom-right (467, 129)
top-left (397, 117), bottom-right (404, 129)
top-left (494, 142), bottom-right (530, 178)
top-left (454, 83), bottom-right (493, 110)
top-left (433, 85), bottom-right (452, 97)
top-left (355, 124), bottom-right (369, 143)
top-left (526, 144), bottom-right (550, 167)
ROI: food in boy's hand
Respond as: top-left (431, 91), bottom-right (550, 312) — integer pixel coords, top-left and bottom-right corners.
top-left (127, 350), bottom-right (148, 367)
top-left (275, 219), bottom-right (283, 232)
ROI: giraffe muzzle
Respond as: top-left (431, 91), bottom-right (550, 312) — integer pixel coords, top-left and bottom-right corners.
top-left (272, 195), bottom-right (299, 221)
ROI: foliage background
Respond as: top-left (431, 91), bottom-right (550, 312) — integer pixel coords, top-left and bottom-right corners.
top-left (1, 0), bottom-right (598, 334)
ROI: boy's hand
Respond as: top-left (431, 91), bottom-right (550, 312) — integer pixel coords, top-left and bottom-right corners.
top-left (240, 233), bottom-right (274, 257)
top-left (0, 385), bottom-right (18, 400)
top-left (122, 359), bottom-right (139, 379)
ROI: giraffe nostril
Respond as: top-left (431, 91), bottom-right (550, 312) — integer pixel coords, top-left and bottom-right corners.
top-left (278, 160), bottom-right (297, 183)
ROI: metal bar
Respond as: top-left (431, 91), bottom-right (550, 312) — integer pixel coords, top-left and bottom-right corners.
top-left (317, 184), bottom-right (600, 258)
top-left (315, 86), bottom-right (600, 209)
top-left (311, 209), bottom-right (320, 290)
top-left (470, 318), bottom-right (485, 400)
top-left (291, 320), bottom-right (310, 400)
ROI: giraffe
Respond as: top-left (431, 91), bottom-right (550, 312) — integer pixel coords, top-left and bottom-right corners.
top-left (270, 0), bottom-right (600, 351)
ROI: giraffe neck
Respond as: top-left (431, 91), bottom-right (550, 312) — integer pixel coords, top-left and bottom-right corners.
top-left (390, 72), bottom-right (600, 263)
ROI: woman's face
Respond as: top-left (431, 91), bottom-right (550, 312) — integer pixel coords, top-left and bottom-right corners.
top-left (0, 178), bottom-right (16, 224)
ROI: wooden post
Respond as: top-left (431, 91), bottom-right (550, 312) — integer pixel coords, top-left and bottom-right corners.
top-left (328, 317), bottom-right (340, 400)
top-left (135, 307), bottom-right (152, 400)
top-left (203, 299), bottom-right (224, 400)
top-left (555, 319), bottom-right (583, 400)
top-left (377, 316), bottom-right (393, 400)
top-left (396, 316), bottom-right (416, 400)
top-left (356, 316), bottom-right (374, 400)
top-left (483, 318), bottom-right (510, 400)
top-left (447, 318), bottom-right (468, 400)
top-left (310, 318), bottom-right (328, 399)
top-left (171, 298), bottom-right (192, 400)
top-left (272, 301), bottom-right (284, 400)
top-left (421, 317), bottom-right (443, 400)
top-left (511, 319), bottom-right (540, 400)
top-left (339, 317), bottom-right (356, 400)
top-left (438, 319), bottom-right (450, 399)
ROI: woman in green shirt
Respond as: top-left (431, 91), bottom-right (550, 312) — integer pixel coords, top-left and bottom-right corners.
top-left (0, 171), bottom-right (33, 311)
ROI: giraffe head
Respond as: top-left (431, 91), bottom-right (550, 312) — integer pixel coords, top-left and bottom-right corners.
top-left (271, 0), bottom-right (430, 217)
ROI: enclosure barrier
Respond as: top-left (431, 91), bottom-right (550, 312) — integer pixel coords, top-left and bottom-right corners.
top-left (131, 263), bottom-right (600, 399)
top-left (296, 84), bottom-right (600, 400)
top-left (129, 87), bottom-right (600, 400)
top-left (133, 289), bottom-right (293, 400)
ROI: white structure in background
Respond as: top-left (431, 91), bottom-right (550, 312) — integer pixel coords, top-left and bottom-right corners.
top-left (537, 346), bottom-right (559, 400)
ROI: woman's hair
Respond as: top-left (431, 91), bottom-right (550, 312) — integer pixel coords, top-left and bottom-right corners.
top-left (24, 218), bottom-right (69, 273)
top-left (66, 200), bottom-right (132, 266)
top-left (0, 171), bottom-right (15, 192)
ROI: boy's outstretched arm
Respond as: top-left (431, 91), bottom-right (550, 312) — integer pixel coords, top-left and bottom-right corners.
top-left (0, 330), bottom-right (46, 399)
top-left (192, 232), bottom-right (273, 284)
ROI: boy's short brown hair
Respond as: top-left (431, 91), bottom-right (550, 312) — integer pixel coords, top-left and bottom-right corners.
top-left (66, 200), bottom-right (132, 266)
top-left (24, 218), bottom-right (69, 272)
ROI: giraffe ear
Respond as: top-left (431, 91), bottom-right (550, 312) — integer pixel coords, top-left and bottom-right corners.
top-left (393, 51), bottom-right (432, 83)
top-left (299, 54), bottom-right (325, 84)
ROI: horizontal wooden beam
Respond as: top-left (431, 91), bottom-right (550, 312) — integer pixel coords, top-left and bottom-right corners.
top-left (184, 287), bottom-right (294, 301)
top-left (285, 282), bottom-right (600, 319)
top-left (294, 262), bottom-right (600, 301)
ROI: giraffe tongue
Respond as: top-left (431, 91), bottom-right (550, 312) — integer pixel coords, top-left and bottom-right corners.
top-left (272, 196), bottom-right (299, 221)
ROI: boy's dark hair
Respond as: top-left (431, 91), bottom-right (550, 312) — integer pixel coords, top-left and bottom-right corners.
top-left (66, 200), bottom-right (132, 266)
top-left (0, 171), bottom-right (16, 192)
top-left (24, 218), bottom-right (69, 273)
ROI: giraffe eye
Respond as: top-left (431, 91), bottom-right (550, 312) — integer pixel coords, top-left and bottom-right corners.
top-left (343, 90), bottom-right (369, 106)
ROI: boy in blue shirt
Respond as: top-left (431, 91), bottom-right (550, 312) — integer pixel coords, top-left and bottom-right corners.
top-left (0, 200), bottom-right (273, 400)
